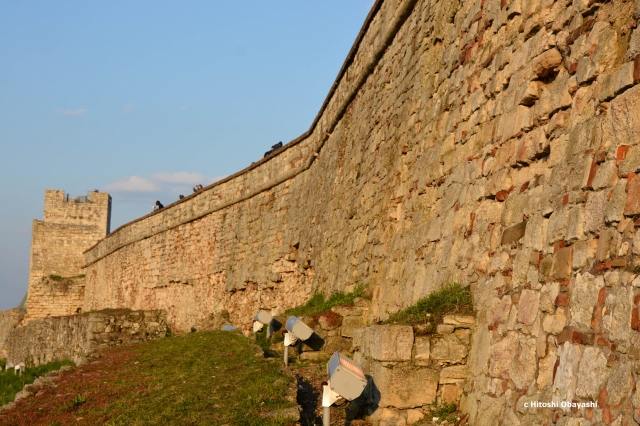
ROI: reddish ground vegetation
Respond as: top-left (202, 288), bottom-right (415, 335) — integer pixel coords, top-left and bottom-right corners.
top-left (0, 346), bottom-right (139, 425)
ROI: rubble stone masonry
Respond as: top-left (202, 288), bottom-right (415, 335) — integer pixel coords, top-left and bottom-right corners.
top-left (76, 0), bottom-right (640, 423)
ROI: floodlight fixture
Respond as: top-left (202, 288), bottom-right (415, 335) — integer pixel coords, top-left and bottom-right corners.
top-left (322, 352), bottom-right (367, 426)
top-left (282, 316), bottom-right (314, 366)
top-left (252, 310), bottom-right (273, 335)
top-left (285, 316), bottom-right (313, 340)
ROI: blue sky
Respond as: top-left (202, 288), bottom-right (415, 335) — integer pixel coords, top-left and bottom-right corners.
top-left (0, 1), bottom-right (373, 310)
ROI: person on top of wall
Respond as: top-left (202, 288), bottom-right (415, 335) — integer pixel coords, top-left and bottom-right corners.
top-left (153, 200), bottom-right (164, 212)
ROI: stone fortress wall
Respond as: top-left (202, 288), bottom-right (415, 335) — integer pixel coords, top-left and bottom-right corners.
top-left (24, 190), bottom-right (111, 321)
top-left (10, 0), bottom-right (640, 423)
top-left (0, 309), bottom-right (20, 359)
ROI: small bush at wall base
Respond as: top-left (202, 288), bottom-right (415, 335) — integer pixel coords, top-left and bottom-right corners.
top-left (284, 285), bottom-right (370, 317)
top-left (384, 283), bottom-right (472, 330)
top-left (69, 394), bottom-right (87, 409)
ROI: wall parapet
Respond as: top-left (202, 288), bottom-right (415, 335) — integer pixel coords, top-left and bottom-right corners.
top-left (82, 0), bottom-right (418, 267)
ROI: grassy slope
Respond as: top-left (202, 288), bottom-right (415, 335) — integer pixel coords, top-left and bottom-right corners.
top-left (0, 331), bottom-right (297, 426)
top-left (0, 360), bottom-right (74, 406)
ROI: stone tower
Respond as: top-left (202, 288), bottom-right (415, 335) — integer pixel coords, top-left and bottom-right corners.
top-left (24, 190), bottom-right (111, 321)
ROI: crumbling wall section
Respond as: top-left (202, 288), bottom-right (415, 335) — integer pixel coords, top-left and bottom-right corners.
top-left (0, 309), bottom-right (20, 359)
top-left (4, 309), bottom-right (167, 367)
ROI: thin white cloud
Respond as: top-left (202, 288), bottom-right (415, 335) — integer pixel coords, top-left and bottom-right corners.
top-left (54, 108), bottom-right (87, 117)
top-left (123, 103), bottom-right (137, 114)
top-left (151, 172), bottom-right (205, 185)
top-left (179, 105), bottom-right (188, 110)
top-left (103, 172), bottom-right (225, 195)
top-left (103, 175), bottom-right (160, 192)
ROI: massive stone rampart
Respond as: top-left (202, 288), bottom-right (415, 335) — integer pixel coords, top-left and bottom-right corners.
top-left (80, 0), bottom-right (640, 424)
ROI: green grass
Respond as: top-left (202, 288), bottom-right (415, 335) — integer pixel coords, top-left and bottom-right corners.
top-left (255, 326), bottom-right (280, 358)
top-left (17, 293), bottom-right (27, 315)
top-left (384, 283), bottom-right (472, 331)
top-left (0, 359), bottom-right (74, 406)
top-left (284, 285), bottom-right (370, 317)
top-left (425, 402), bottom-right (458, 423)
top-left (1, 331), bottom-right (297, 425)
top-left (47, 274), bottom-right (85, 281)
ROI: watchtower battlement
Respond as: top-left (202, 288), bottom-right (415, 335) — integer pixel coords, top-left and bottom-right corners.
top-left (43, 189), bottom-right (111, 233)
top-left (24, 189), bottom-right (111, 322)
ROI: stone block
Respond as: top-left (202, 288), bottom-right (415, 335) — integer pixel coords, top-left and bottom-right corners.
top-left (371, 362), bottom-right (438, 409)
top-left (436, 324), bottom-right (455, 334)
top-left (542, 308), bottom-right (566, 334)
top-left (492, 296), bottom-right (513, 324)
top-left (566, 205), bottom-right (586, 241)
top-left (567, 117), bottom-right (601, 159)
top-left (318, 313), bottom-right (342, 331)
top-left (442, 315), bottom-right (475, 328)
top-left (576, 57), bottom-right (597, 85)
top-left (299, 351), bottom-right (330, 362)
top-left (439, 365), bottom-right (467, 384)
top-left (592, 27), bottom-right (618, 74)
top-left (517, 290), bottom-right (540, 325)
top-left (575, 346), bottom-right (608, 399)
top-left (430, 334), bottom-right (468, 364)
top-left (550, 247), bottom-right (573, 282)
top-left (532, 48), bottom-right (563, 77)
top-left (368, 325), bottom-right (414, 362)
top-left (625, 175), bottom-right (640, 216)
top-left (605, 360), bottom-right (632, 406)
top-left (591, 160), bottom-right (618, 190)
top-left (603, 84), bottom-right (640, 150)
top-left (500, 105), bottom-right (534, 143)
top-left (341, 316), bottom-right (364, 338)
top-left (617, 61), bottom-right (636, 91)
top-left (351, 326), bottom-right (369, 353)
top-left (489, 331), bottom-right (536, 389)
top-left (516, 81), bottom-right (542, 106)
top-left (406, 409), bottom-right (425, 425)
top-left (585, 190), bottom-right (606, 233)
top-left (441, 384), bottom-right (463, 404)
top-left (547, 207), bottom-right (568, 244)
top-left (570, 273), bottom-right (604, 328)
top-left (501, 221), bottom-right (527, 245)
top-left (552, 342), bottom-right (583, 405)
top-left (605, 180), bottom-right (627, 223)
top-left (572, 239), bottom-right (598, 269)
top-left (413, 336), bottom-right (430, 366)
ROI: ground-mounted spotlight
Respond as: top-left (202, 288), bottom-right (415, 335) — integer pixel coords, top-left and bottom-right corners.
top-left (253, 310), bottom-right (273, 335)
top-left (283, 316), bottom-right (314, 366)
top-left (322, 352), bottom-right (367, 426)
